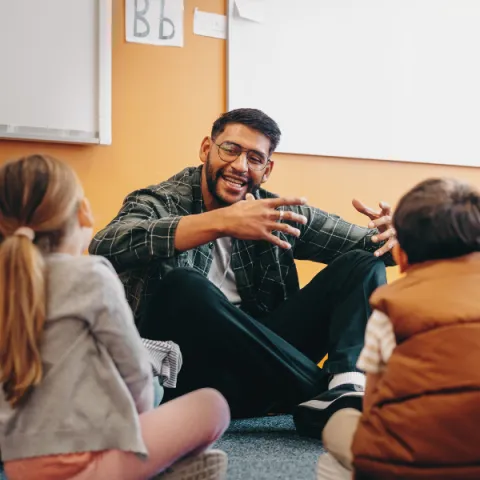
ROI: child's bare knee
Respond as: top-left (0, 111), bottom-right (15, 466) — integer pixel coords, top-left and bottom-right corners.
top-left (194, 388), bottom-right (231, 426)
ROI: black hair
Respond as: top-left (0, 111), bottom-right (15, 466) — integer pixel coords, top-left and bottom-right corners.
top-left (211, 108), bottom-right (281, 155)
top-left (393, 178), bottom-right (480, 264)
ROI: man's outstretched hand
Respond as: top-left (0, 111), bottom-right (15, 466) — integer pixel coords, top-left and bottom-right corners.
top-left (352, 199), bottom-right (397, 257)
top-left (220, 194), bottom-right (308, 250)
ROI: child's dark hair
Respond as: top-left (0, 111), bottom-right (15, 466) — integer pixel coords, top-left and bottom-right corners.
top-left (393, 178), bottom-right (480, 264)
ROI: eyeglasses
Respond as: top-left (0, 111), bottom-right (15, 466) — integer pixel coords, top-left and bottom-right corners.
top-left (214, 140), bottom-right (270, 171)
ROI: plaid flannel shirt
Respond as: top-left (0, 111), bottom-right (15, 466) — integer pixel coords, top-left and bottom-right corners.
top-left (89, 166), bottom-right (394, 322)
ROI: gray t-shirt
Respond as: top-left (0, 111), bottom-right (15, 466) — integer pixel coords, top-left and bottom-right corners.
top-left (0, 254), bottom-right (153, 461)
top-left (207, 237), bottom-right (241, 305)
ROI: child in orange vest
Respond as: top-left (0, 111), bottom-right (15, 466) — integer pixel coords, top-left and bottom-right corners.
top-left (317, 177), bottom-right (480, 480)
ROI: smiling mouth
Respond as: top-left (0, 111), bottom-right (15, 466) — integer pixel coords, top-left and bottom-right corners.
top-left (221, 175), bottom-right (247, 189)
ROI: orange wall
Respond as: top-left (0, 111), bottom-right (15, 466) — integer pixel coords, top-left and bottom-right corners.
top-left (1, 0), bottom-right (479, 285)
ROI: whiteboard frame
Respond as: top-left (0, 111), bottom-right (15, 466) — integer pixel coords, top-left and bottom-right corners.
top-left (98, 0), bottom-right (113, 145)
top-left (0, 0), bottom-right (112, 146)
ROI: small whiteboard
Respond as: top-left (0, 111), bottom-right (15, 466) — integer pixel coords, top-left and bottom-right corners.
top-left (228, 0), bottom-right (480, 167)
top-left (0, 0), bottom-right (112, 145)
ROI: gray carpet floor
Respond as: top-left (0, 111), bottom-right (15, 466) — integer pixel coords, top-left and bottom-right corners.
top-left (0, 416), bottom-right (323, 480)
top-left (215, 415), bottom-right (325, 480)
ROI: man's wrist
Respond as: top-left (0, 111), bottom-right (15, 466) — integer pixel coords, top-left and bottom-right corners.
top-left (208, 208), bottom-right (229, 238)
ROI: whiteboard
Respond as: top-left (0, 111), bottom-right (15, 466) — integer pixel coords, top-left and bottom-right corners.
top-left (0, 0), bottom-right (112, 145)
top-left (228, 0), bottom-right (480, 167)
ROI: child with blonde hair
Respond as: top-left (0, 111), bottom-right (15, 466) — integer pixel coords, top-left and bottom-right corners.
top-left (0, 155), bottom-right (230, 480)
top-left (318, 177), bottom-right (480, 480)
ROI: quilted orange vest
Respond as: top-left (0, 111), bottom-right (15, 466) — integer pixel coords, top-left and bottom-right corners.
top-left (352, 252), bottom-right (480, 480)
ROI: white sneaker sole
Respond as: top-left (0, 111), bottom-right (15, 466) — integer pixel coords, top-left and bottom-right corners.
top-left (154, 449), bottom-right (228, 480)
top-left (299, 391), bottom-right (364, 410)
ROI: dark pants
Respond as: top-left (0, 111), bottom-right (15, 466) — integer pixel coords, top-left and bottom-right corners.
top-left (138, 250), bottom-right (386, 418)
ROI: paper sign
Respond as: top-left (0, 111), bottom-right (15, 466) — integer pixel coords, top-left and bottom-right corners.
top-left (193, 8), bottom-right (227, 40)
top-left (125, 0), bottom-right (184, 47)
top-left (234, 0), bottom-right (265, 23)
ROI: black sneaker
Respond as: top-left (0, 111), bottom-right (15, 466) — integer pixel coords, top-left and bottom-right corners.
top-left (293, 383), bottom-right (364, 440)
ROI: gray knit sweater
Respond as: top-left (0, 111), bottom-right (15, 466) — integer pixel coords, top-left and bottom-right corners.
top-left (0, 254), bottom-right (154, 461)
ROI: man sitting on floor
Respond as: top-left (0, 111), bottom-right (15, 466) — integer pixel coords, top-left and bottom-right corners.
top-left (89, 108), bottom-right (396, 436)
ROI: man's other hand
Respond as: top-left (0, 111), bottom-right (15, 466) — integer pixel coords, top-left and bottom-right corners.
top-left (352, 199), bottom-right (397, 257)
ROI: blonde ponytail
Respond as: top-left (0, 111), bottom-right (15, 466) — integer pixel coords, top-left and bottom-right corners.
top-left (0, 154), bottom-right (83, 409)
top-left (0, 235), bottom-right (46, 407)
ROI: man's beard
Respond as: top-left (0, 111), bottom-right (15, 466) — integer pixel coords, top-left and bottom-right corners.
top-left (205, 153), bottom-right (260, 207)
